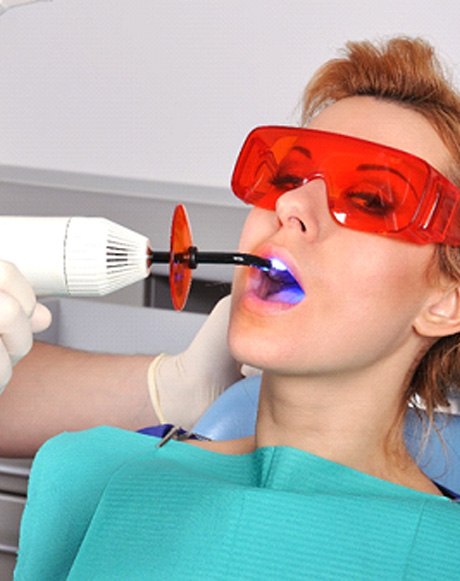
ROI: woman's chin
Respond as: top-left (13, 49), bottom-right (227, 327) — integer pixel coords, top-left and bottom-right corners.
top-left (229, 319), bottom-right (292, 371)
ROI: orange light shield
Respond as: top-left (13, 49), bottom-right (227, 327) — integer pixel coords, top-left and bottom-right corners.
top-left (170, 204), bottom-right (194, 311)
top-left (161, 204), bottom-right (271, 310)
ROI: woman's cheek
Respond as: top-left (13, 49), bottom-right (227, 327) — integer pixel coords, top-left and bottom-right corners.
top-left (237, 207), bottom-right (278, 252)
top-left (233, 208), bottom-right (277, 295)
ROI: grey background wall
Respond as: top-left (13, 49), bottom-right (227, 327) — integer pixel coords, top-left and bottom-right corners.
top-left (0, 0), bottom-right (459, 306)
top-left (1, 0), bottom-right (459, 186)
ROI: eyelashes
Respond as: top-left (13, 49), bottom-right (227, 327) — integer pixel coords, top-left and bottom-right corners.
top-left (270, 172), bottom-right (306, 191)
top-left (342, 190), bottom-right (396, 217)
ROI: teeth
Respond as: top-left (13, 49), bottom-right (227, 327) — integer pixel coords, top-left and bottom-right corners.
top-left (269, 257), bottom-right (288, 272)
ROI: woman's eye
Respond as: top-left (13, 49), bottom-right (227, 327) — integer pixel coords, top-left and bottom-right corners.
top-left (270, 172), bottom-right (305, 192)
top-left (344, 190), bottom-right (395, 217)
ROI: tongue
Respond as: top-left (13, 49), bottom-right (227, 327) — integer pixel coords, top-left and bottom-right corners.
top-left (262, 265), bottom-right (305, 304)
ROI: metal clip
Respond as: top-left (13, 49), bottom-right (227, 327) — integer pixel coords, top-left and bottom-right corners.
top-left (156, 426), bottom-right (185, 448)
top-left (155, 425), bottom-right (211, 448)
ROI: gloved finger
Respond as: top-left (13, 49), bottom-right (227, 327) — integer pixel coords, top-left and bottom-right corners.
top-left (0, 290), bottom-right (33, 365)
top-left (30, 302), bottom-right (52, 333)
top-left (181, 295), bottom-right (242, 387)
top-left (181, 295), bottom-right (233, 368)
top-left (0, 261), bottom-right (36, 318)
top-left (0, 341), bottom-right (13, 394)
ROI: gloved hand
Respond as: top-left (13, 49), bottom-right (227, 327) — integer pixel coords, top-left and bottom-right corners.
top-left (148, 295), bottom-right (243, 429)
top-left (0, 261), bottom-right (52, 393)
top-left (0, 0), bottom-right (50, 16)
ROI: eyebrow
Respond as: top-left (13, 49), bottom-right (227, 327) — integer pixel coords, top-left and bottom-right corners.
top-left (284, 152), bottom-right (416, 194)
top-left (291, 145), bottom-right (313, 158)
top-left (356, 163), bottom-right (411, 186)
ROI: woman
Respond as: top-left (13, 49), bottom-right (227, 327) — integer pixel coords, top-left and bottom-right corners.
top-left (15, 37), bottom-right (460, 579)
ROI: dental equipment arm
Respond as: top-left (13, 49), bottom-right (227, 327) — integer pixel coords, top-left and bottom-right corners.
top-left (0, 217), bottom-right (151, 297)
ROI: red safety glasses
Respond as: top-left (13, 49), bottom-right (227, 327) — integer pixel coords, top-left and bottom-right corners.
top-left (231, 126), bottom-right (460, 246)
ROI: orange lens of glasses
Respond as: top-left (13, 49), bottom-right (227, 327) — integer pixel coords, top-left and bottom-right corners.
top-left (170, 204), bottom-right (193, 311)
top-left (231, 126), bottom-right (460, 245)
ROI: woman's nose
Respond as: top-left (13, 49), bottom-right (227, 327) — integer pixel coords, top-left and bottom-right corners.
top-left (275, 179), bottom-right (329, 240)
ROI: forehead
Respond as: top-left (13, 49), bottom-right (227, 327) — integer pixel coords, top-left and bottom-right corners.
top-left (308, 96), bottom-right (451, 174)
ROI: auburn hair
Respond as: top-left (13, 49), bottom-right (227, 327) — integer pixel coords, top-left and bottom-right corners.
top-left (301, 37), bottom-right (460, 423)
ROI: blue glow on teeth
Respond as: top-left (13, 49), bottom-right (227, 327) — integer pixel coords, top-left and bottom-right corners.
top-left (269, 257), bottom-right (288, 271)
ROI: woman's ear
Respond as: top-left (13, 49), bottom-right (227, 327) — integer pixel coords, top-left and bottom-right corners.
top-left (414, 286), bottom-right (460, 338)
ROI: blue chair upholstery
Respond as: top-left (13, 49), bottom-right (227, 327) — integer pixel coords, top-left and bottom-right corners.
top-left (193, 376), bottom-right (460, 493)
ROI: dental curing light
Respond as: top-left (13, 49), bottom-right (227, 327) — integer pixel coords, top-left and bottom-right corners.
top-left (0, 209), bottom-right (271, 309)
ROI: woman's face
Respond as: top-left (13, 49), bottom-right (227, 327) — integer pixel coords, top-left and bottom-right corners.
top-left (228, 96), bottom-right (453, 376)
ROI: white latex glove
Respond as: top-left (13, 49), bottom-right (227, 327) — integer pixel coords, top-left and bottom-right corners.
top-left (0, 261), bottom-right (52, 392)
top-left (0, 0), bottom-right (51, 16)
top-left (148, 295), bottom-right (243, 429)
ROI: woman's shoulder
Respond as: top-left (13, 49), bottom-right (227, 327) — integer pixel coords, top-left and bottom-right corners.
top-left (187, 435), bottom-right (256, 455)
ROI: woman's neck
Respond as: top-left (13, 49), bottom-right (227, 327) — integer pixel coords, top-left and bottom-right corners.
top-left (254, 369), bottom-right (433, 490)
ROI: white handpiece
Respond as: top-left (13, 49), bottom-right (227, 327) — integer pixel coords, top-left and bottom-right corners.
top-left (0, 217), bottom-right (151, 296)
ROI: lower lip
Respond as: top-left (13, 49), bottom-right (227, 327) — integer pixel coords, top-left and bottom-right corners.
top-left (240, 288), bottom-right (304, 315)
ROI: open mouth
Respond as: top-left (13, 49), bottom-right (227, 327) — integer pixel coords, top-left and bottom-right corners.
top-left (255, 258), bottom-right (305, 304)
